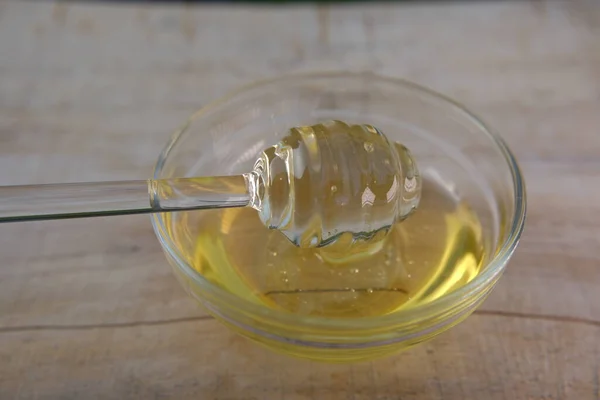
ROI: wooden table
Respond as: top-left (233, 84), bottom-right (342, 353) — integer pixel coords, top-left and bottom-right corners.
top-left (0, 1), bottom-right (599, 399)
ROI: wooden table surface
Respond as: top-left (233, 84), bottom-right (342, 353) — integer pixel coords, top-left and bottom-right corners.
top-left (1, 1), bottom-right (599, 399)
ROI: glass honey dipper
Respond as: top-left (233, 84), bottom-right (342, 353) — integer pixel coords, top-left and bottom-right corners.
top-left (0, 120), bottom-right (421, 249)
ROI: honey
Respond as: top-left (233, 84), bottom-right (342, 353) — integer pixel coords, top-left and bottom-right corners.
top-left (168, 121), bottom-right (486, 319)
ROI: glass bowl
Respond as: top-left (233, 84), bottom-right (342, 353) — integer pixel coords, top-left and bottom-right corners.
top-left (151, 72), bottom-right (526, 363)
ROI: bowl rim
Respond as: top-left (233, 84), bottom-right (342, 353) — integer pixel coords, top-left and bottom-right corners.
top-left (151, 71), bottom-right (527, 333)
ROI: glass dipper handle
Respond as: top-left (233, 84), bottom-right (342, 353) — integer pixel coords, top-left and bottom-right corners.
top-left (0, 176), bottom-right (250, 223)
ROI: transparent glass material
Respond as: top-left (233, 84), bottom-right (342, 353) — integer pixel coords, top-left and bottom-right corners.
top-left (151, 72), bottom-right (526, 362)
top-left (0, 176), bottom-right (251, 222)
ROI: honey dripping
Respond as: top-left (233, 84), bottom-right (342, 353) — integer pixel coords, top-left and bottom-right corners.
top-left (169, 120), bottom-right (486, 318)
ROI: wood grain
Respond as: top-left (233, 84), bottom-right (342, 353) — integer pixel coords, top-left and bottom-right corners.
top-left (0, 1), bottom-right (599, 399)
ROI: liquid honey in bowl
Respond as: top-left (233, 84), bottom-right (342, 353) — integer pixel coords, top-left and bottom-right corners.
top-left (169, 120), bottom-right (486, 320)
